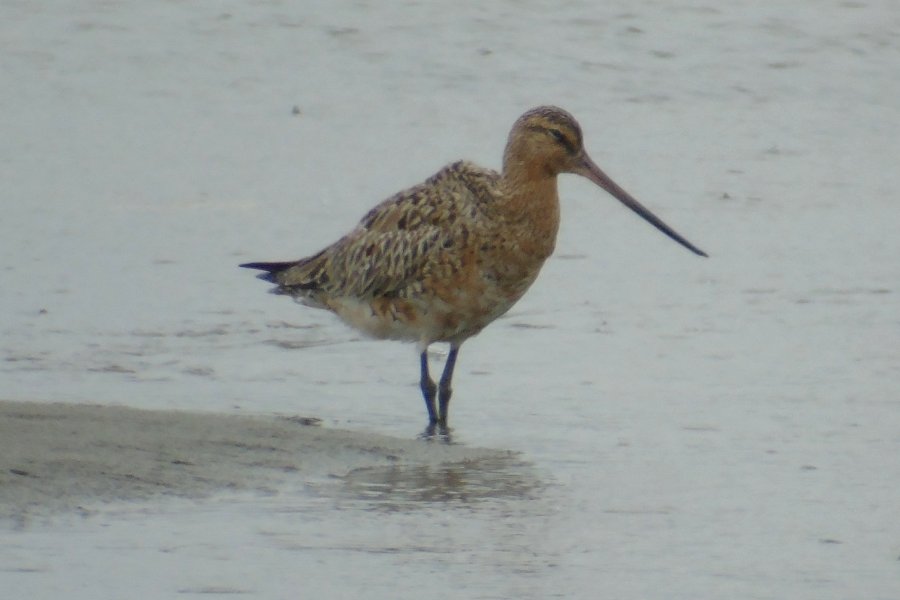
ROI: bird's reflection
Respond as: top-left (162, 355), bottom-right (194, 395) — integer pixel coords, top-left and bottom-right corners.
top-left (341, 454), bottom-right (539, 511)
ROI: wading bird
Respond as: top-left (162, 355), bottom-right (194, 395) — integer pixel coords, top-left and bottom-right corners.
top-left (241, 106), bottom-right (706, 430)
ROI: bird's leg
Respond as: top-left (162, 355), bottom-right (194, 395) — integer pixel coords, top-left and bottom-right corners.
top-left (437, 345), bottom-right (460, 426)
top-left (419, 350), bottom-right (438, 424)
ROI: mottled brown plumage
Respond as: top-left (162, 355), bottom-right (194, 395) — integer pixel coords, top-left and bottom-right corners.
top-left (241, 106), bottom-right (706, 429)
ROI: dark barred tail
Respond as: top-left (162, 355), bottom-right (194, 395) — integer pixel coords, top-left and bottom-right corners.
top-left (240, 249), bottom-right (330, 296)
top-left (239, 261), bottom-right (295, 283)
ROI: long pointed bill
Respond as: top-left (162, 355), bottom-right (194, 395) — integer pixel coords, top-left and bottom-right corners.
top-left (576, 154), bottom-right (708, 257)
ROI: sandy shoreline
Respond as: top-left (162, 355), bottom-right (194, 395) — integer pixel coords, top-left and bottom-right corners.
top-left (0, 400), bottom-right (513, 524)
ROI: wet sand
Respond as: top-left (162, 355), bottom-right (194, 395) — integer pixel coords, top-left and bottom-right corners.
top-left (0, 399), bottom-right (512, 524)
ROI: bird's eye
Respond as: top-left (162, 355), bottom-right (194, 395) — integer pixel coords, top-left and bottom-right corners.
top-left (547, 128), bottom-right (575, 153)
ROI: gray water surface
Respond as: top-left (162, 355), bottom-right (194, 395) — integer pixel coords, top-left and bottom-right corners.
top-left (2, 1), bottom-right (899, 598)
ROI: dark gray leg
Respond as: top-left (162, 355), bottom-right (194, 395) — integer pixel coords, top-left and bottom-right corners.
top-left (420, 350), bottom-right (438, 424)
top-left (437, 345), bottom-right (460, 426)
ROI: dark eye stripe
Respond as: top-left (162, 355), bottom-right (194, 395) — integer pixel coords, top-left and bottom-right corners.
top-left (548, 128), bottom-right (577, 154)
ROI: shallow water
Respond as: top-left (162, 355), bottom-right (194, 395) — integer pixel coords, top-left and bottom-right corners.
top-left (3, 1), bottom-right (900, 598)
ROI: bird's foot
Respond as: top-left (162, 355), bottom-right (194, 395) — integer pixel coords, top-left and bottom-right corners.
top-left (419, 421), bottom-right (452, 443)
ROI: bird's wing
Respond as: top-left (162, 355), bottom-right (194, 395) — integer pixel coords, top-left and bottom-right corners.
top-left (327, 225), bottom-right (445, 298)
top-left (273, 161), bottom-right (499, 299)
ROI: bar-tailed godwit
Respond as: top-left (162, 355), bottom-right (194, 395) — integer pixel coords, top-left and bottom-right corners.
top-left (241, 106), bottom-right (706, 429)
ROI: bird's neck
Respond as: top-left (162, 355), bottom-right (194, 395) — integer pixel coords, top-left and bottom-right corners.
top-left (498, 162), bottom-right (561, 261)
